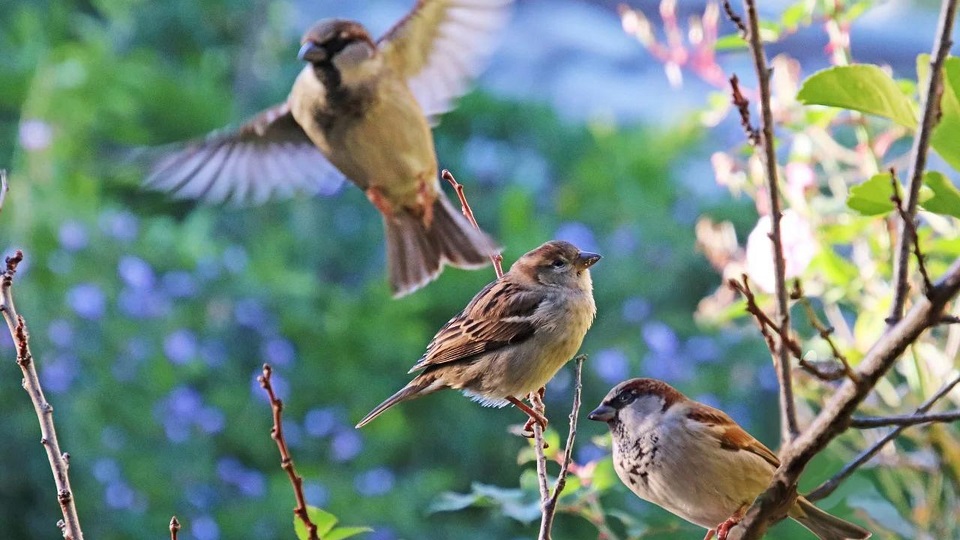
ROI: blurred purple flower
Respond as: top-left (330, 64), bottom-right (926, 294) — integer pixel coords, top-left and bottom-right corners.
top-left (261, 337), bottom-right (296, 367)
top-left (58, 221), bottom-right (88, 251)
top-left (621, 296), bottom-right (650, 323)
top-left (191, 515), bottom-right (220, 540)
top-left (118, 287), bottom-right (172, 319)
top-left (47, 319), bottom-right (73, 349)
top-left (184, 484), bottom-right (216, 510)
top-left (354, 467), bottom-right (395, 497)
top-left (162, 270), bottom-right (198, 298)
top-left (216, 457), bottom-right (244, 482)
top-left (197, 406), bottom-right (225, 434)
top-left (330, 429), bottom-right (363, 462)
top-left (105, 480), bottom-right (136, 510)
top-left (164, 329), bottom-right (197, 365)
top-left (93, 458), bottom-right (121, 484)
top-left (163, 421), bottom-right (191, 443)
top-left (223, 245), bottom-right (248, 274)
top-left (609, 225), bottom-right (639, 254)
top-left (642, 321), bottom-right (679, 357)
top-left (592, 348), bottom-right (629, 384)
top-left (235, 298), bottom-right (272, 329)
top-left (195, 256), bottom-right (221, 281)
top-left (200, 339), bottom-right (227, 368)
top-left (19, 119), bottom-right (53, 151)
top-left (576, 443), bottom-right (607, 464)
top-left (98, 210), bottom-right (139, 243)
top-left (304, 482), bottom-right (329, 508)
top-left (41, 354), bottom-right (77, 393)
top-left (238, 470), bottom-right (266, 498)
top-left (67, 283), bottom-right (106, 320)
top-left (304, 407), bottom-right (339, 438)
top-left (643, 351), bottom-right (693, 383)
top-left (555, 222), bottom-right (599, 253)
top-left (683, 335), bottom-right (721, 364)
top-left (118, 256), bottom-right (155, 289)
top-left (757, 364), bottom-right (778, 392)
top-left (167, 385), bottom-right (203, 418)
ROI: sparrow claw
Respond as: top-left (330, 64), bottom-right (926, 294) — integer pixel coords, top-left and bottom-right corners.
top-left (703, 530), bottom-right (717, 540)
top-left (715, 510), bottom-right (744, 540)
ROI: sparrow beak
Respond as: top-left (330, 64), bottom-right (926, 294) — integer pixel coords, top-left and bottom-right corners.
top-left (298, 41), bottom-right (327, 63)
top-left (574, 251), bottom-right (602, 271)
top-left (588, 404), bottom-right (615, 422)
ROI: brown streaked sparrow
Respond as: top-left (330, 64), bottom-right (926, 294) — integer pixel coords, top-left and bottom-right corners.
top-left (145, 1), bottom-right (511, 297)
top-left (589, 379), bottom-right (871, 540)
top-left (356, 240), bottom-right (600, 429)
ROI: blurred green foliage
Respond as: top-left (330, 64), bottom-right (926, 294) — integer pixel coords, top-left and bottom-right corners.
top-left (3, 0), bottom-right (938, 539)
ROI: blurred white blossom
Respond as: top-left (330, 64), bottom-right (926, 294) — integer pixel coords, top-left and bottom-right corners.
top-left (18, 119), bottom-right (53, 151)
top-left (746, 210), bottom-right (817, 293)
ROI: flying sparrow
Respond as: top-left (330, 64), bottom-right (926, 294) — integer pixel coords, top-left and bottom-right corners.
top-left (589, 379), bottom-right (871, 540)
top-left (145, 1), bottom-right (511, 297)
top-left (356, 240), bottom-right (600, 429)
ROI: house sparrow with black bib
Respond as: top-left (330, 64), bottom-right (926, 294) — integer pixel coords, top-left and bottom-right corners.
top-left (356, 240), bottom-right (600, 429)
top-left (146, 1), bottom-right (510, 297)
top-left (589, 379), bottom-right (871, 540)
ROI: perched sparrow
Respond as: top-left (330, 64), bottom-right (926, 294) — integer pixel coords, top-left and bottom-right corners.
top-left (589, 379), bottom-right (871, 540)
top-left (356, 240), bottom-right (600, 428)
top-left (146, 1), bottom-right (511, 297)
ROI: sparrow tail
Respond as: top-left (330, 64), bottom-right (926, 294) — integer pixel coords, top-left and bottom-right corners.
top-left (355, 375), bottom-right (444, 429)
top-left (385, 193), bottom-right (498, 298)
top-left (791, 497), bottom-right (871, 540)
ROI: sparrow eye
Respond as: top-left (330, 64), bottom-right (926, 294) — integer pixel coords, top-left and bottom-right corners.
top-left (551, 259), bottom-right (566, 268)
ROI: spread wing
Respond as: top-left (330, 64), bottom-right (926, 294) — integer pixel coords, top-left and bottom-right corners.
top-left (378, 0), bottom-right (513, 123)
top-left (687, 406), bottom-right (781, 468)
top-left (144, 103), bottom-right (345, 206)
top-left (410, 278), bottom-right (542, 372)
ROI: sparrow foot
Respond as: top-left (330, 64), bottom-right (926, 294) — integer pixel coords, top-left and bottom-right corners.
top-left (703, 530), bottom-right (717, 540)
top-left (366, 186), bottom-right (394, 217)
top-left (715, 505), bottom-right (747, 540)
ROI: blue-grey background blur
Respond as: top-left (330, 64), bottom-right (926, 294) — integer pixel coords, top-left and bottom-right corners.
top-left (0, 0), bottom-right (948, 539)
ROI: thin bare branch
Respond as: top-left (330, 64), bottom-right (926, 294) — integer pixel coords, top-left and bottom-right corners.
top-left (729, 76), bottom-right (760, 145)
top-left (733, 258), bottom-right (960, 538)
top-left (940, 315), bottom-right (960, 325)
top-left (538, 356), bottom-right (585, 539)
top-left (806, 371), bottom-right (960, 501)
top-left (720, 0), bottom-right (747, 37)
top-left (170, 516), bottom-right (181, 540)
top-left (792, 280), bottom-right (858, 382)
top-left (441, 169), bottom-right (504, 278)
top-left (728, 0), bottom-right (797, 443)
top-left (1, 251), bottom-right (84, 540)
top-left (258, 364), bottom-right (319, 540)
top-left (888, 0), bottom-right (958, 324)
top-left (850, 411), bottom-right (960, 428)
top-left (889, 170), bottom-right (933, 295)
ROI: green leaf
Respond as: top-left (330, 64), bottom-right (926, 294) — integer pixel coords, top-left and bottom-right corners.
top-left (590, 457), bottom-right (618, 492)
top-left (428, 491), bottom-right (482, 514)
top-left (847, 173), bottom-right (902, 216)
top-left (798, 65), bottom-right (917, 128)
top-left (294, 506), bottom-right (338, 540)
top-left (714, 34), bottom-right (748, 52)
top-left (930, 57), bottom-right (960, 172)
top-left (921, 171), bottom-right (960, 218)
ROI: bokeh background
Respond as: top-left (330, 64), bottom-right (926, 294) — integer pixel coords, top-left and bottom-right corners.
top-left (1, 0), bottom-right (957, 539)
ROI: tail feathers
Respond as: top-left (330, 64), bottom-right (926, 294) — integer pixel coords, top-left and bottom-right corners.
top-left (792, 497), bottom-right (871, 540)
top-left (355, 375), bottom-right (444, 429)
top-left (385, 194), bottom-right (498, 298)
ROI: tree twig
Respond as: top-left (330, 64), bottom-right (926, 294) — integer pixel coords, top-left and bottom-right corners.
top-left (170, 516), bottom-right (181, 540)
top-left (441, 169), bottom-right (504, 278)
top-left (726, 0), bottom-right (798, 443)
top-left (888, 0), bottom-right (958, 325)
top-left (0, 170), bottom-right (8, 213)
top-left (535, 356), bottom-right (585, 540)
top-left (791, 280), bottom-right (858, 382)
top-left (721, 0), bottom-right (747, 37)
top-left (889, 169), bottom-right (933, 295)
top-left (850, 411), bottom-right (960, 428)
top-left (0, 250), bottom-right (84, 540)
top-left (258, 364), bottom-right (319, 540)
top-left (732, 258), bottom-right (960, 538)
top-left (729, 76), bottom-right (760, 145)
top-left (806, 371), bottom-right (960, 501)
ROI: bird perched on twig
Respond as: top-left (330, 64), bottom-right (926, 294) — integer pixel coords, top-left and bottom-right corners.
top-left (145, 1), bottom-right (511, 297)
top-left (356, 240), bottom-right (600, 430)
top-left (589, 379), bottom-right (871, 540)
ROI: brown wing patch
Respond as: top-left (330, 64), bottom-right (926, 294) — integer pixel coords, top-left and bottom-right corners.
top-left (687, 406), bottom-right (780, 468)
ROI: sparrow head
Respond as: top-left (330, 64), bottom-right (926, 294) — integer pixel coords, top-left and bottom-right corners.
top-left (298, 19), bottom-right (377, 72)
top-left (588, 378), bottom-right (686, 426)
top-left (512, 240), bottom-right (601, 288)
